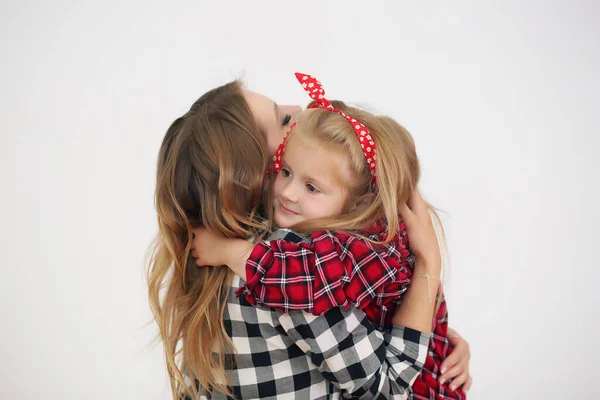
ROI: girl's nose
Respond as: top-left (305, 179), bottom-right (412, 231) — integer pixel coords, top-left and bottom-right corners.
top-left (281, 181), bottom-right (298, 203)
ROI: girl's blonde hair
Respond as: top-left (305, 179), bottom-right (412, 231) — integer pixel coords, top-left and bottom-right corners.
top-left (283, 101), bottom-right (421, 244)
top-left (147, 81), bottom-right (268, 399)
top-left (279, 102), bottom-right (448, 309)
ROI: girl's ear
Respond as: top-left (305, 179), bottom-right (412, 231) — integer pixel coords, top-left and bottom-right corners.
top-left (349, 193), bottom-right (376, 213)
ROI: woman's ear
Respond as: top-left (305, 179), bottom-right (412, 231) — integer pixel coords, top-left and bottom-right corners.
top-left (349, 193), bottom-right (376, 213)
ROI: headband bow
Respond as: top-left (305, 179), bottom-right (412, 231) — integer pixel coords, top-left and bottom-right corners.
top-left (271, 73), bottom-right (377, 185)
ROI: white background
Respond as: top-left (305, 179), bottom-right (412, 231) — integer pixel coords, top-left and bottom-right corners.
top-left (1, 1), bottom-right (599, 399)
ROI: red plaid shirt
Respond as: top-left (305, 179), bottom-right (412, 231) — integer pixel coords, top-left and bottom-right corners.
top-left (236, 221), bottom-right (466, 399)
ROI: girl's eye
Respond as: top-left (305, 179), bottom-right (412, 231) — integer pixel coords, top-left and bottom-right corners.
top-left (306, 184), bottom-right (320, 194)
top-left (282, 114), bottom-right (292, 126)
top-left (281, 168), bottom-right (291, 178)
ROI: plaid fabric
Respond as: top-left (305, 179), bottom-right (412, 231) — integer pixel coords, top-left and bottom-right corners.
top-left (412, 300), bottom-right (466, 399)
top-left (237, 224), bottom-right (466, 399)
top-left (237, 222), bottom-right (412, 328)
top-left (188, 274), bottom-right (430, 399)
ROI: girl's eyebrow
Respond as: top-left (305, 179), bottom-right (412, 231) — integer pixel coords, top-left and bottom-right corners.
top-left (300, 169), bottom-right (331, 191)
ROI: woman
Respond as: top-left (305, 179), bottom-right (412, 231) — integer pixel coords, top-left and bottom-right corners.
top-left (147, 78), bottom-right (471, 399)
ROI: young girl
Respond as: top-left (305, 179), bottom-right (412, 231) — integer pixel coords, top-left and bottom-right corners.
top-left (192, 73), bottom-right (466, 399)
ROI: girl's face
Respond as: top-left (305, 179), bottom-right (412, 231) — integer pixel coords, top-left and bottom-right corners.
top-left (243, 90), bottom-right (302, 156)
top-left (272, 135), bottom-right (355, 228)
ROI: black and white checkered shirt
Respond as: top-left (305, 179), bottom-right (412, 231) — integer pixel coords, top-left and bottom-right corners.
top-left (190, 270), bottom-right (429, 400)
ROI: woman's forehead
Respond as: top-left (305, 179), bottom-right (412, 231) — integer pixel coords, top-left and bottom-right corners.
top-left (242, 89), bottom-right (276, 123)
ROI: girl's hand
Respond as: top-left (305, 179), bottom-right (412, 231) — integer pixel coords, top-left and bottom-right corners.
top-left (190, 227), bottom-right (233, 267)
top-left (399, 189), bottom-right (441, 273)
top-left (439, 327), bottom-right (473, 392)
top-left (190, 227), bottom-right (254, 279)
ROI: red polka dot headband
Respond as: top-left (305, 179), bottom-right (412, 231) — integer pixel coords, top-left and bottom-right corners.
top-left (270, 72), bottom-right (377, 185)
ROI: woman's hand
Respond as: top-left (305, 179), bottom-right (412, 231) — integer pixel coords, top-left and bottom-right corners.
top-left (399, 189), bottom-right (441, 274)
top-left (439, 327), bottom-right (473, 392)
top-left (401, 191), bottom-right (472, 390)
top-left (392, 189), bottom-right (443, 332)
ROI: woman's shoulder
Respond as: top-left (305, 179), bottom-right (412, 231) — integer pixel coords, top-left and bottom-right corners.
top-left (268, 228), bottom-right (311, 243)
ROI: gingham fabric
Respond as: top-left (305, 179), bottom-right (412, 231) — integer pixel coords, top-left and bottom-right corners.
top-left (187, 274), bottom-right (430, 400)
top-left (237, 226), bottom-right (466, 399)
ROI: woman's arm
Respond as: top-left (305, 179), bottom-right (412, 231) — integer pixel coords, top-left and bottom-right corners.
top-left (397, 190), bottom-right (472, 391)
top-left (192, 195), bottom-right (437, 335)
top-left (191, 232), bottom-right (430, 398)
top-left (191, 189), bottom-right (472, 390)
top-left (391, 190), bottom-right (441, 332)
top-left (266, 194), bottom-right (441, 399)
top-left (278, 306), bottom-right (430, 399)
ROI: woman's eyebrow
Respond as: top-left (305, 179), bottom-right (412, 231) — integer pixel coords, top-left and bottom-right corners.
top-left (273, 102), bottom-right (280, 124)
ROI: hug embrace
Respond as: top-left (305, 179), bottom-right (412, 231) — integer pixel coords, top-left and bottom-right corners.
top-left (148, 72), bottom-right (472, 399)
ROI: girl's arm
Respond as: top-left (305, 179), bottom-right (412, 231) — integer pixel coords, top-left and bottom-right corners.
top-left (193, 228), bottom-right (410, 324)
top-left (190, 232), bottom-right (253, 279)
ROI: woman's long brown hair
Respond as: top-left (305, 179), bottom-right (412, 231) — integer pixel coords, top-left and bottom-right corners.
top-left (147, 81), bottom-right (268, 398)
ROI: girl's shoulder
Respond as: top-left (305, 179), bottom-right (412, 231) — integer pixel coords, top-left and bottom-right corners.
top-left (306, 218), bottom-right (409, 249)
top-left (362, 218), bottom-right (408, 241)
